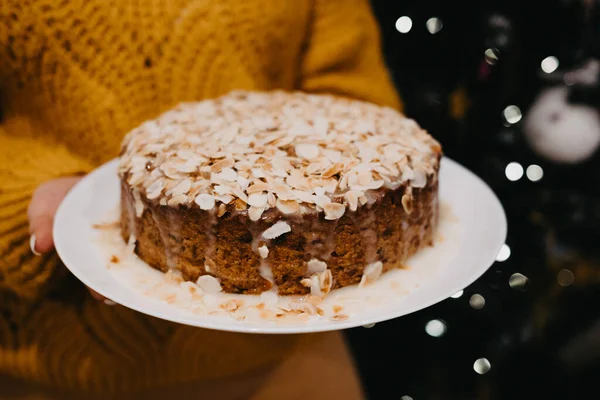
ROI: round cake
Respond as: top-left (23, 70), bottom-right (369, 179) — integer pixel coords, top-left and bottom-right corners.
top-left (118, 90), bottom-right (442, 296)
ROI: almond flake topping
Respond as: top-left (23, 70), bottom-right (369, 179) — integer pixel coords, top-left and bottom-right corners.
top-left (276, 199), bottom-right (300, 214)
top-left (310, 269), bottom-right (333, 297)
top-left (247, 193), bottom-right (268, 208)
top-left (324, 203), bottom-right (345, 220)
top-left (307, 259), bottom-right (327, 274)
top-left (195, 193), bottom-right (215, 210)
top-left (118, 90), bottom-right (440, 220)
top-left (262, 221), bottom-right (291, 239)
top-left (258, 245), bottom-right (269, 259)
top-left (196, 275), bottom-right (222, 294)
top-left (295, 143), bottom-right (320, 160)
top-left (248, 206), bottom-right (265, 221)
top-left (359, 261), bottom-right (383, 287)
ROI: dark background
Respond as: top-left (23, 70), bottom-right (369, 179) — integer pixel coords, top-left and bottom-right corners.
top-left (346, 1), bottom-right (600, 399)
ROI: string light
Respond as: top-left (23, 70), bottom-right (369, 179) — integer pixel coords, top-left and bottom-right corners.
top-left (541, 56), bottom-right (559, 73)
top-left (473, 358), bottom-right (491, 374)
top-left (526, 165), bottom-right (543, 182)
top-left (469, 294), bottom-right (485, 309)
top-left (484, 48), bottom-right (500, 65)
top-left (425, 319), bottom-right (447, 337)
top-left (509, 273), bottom-right (529, 290)
top-left (503, 105), bottom-right (522, 124)
top-left (505, 162), bottom-right (524, 181)
top-left (426, 17), bottom-right (443, 34)
top-left (395, 16), bottom-right (413, 33)
top-left (557, 269), bottom-right (575, 287)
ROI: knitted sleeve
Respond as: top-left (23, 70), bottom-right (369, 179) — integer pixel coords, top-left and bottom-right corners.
top-left (300, 0), bottom-right (403, 111)
top-left (0, 127), bottom-right (92, 302)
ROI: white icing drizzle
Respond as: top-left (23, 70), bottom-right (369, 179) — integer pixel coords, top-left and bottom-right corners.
top-left (304, 218), bottom-right (337, 262)
top-left (125, 188), bottom-right (139, 250)
top-left (349, 210), bottom-right (379, 265)
top-left (150, 210), bottom-right (180, 269)
top-left (251, 235), bottom-right (275, 286)
top-left (203, 210), bottom-right (218, 274)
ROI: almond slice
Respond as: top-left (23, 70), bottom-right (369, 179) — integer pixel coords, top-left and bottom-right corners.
top-left (295, 143), bottom-right (320, 160)
top-left (345, 191), bottom-right (359, 212)
top-left (248, 206), bottom-right (265, 221)
top-left (401, 191), bottom-right (413, 214)
top-left (324, 203), bottom-right (345, 220)
top-left (292, 190), bottom-right (316, 204)
top-left (276, 199), bottom-right (300, 214)
top-left (211, 158), bottom-right (235, 172)
top-left (196, 275), bottom-right (222, 294)
top-left (307, 259), bottom-right (327, 274)
top-left (314, 195), bottom-right (332, 208)
top-left (215, 194), bottom-right (234, 204)
top-left (262, 221), bottom-right (291, 239)
top-left (169, 178), bottom-right (192, 196)
top-left (359, 261), bottom-right (383, 287)
top-left (246, 182), bottom-right (271, 194)
top-left (219, 167), bottom-right (238, 182)
top-left (195, 193), bottom-right (216, 210)
top-left (252, 168), bottom-right (267, 178)
top-left (168, 194), bottom-right (188, 206)
top-left (322, 162), bottom-right (344, 178)
top-left (267, 192), bottom-right (277, 207)
top-left (247, 193), bottom-right (268, 208)
top-left (258, 245), bottom-right (269, 258)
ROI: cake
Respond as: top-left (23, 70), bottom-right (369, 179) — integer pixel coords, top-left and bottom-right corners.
top-left (118, 91), bottom-right (441, 296)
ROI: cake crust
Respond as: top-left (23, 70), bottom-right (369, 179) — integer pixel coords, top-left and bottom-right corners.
top-left (118, 90), bottom-right (441, 295)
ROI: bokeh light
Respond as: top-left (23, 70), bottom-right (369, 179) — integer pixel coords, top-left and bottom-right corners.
top-left (473, 358), bottom-right (491, 374)
top-left (505, 162), bottom-right (524, 181)
top-left (484, 48), bottom-right (500, 65)
top-left (425, 319), bottom-right (447, 337)
top-left (557, 269), bottom-right (575, 287)
top-left (426, 17), bottom-right (443, 34)
top-left (396, 16), bottom-right (413, 33)
top-left (509, 273), bottom-right (529, 290)
top-left (470, 294), bottom-right (485, 309)
top-left (526, 165), bottom-right (543, 182)
top-left (541, 56), bottom-right (559, 73)
top-left (503, 105), bottom-right (522, 124)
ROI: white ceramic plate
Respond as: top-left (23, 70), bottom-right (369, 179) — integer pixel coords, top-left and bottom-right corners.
top-left (54, 157), bottom-right (506, 334)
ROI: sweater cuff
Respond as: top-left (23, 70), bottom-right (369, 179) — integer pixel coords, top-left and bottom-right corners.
top-left (0, 130), bottom-right (93, 302)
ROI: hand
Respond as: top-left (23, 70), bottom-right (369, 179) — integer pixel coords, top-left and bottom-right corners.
top-left (28, 176), bottom-right (115, 304)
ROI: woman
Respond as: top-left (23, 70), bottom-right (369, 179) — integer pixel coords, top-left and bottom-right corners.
top-left (0, 0), bottom-right (401, 398)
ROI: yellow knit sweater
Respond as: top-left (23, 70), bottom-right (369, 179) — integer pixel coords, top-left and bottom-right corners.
top-left (0, 0), bottom-right (400, 394)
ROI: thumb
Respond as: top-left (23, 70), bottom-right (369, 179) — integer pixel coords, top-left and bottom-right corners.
top-left (29, 215), bottom-right (54, 255)
top-left (28, 177), bottom-right (82, 254)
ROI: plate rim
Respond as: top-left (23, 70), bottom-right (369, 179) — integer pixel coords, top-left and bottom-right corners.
top-left (54, 157), bottom-right (507, 334)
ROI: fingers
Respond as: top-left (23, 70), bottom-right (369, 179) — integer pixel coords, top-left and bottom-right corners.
top-left (28, 177), bottom-right (82, 255)
top-left (87, 287), bottom-right (116, 305)
top-left (27, 177), bottom-right (116, 305)
top-left (29, 234), bottom-right (42, 256)
top-left (27, 177), bottom-right (115, 306)
top-left (87, 287), bottom-right (105, 301)
top-left (29, 215), bottom-right (54, 254)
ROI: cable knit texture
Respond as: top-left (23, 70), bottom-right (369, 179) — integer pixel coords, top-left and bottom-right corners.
top-left (0, 0), bottom-right (400, 393)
